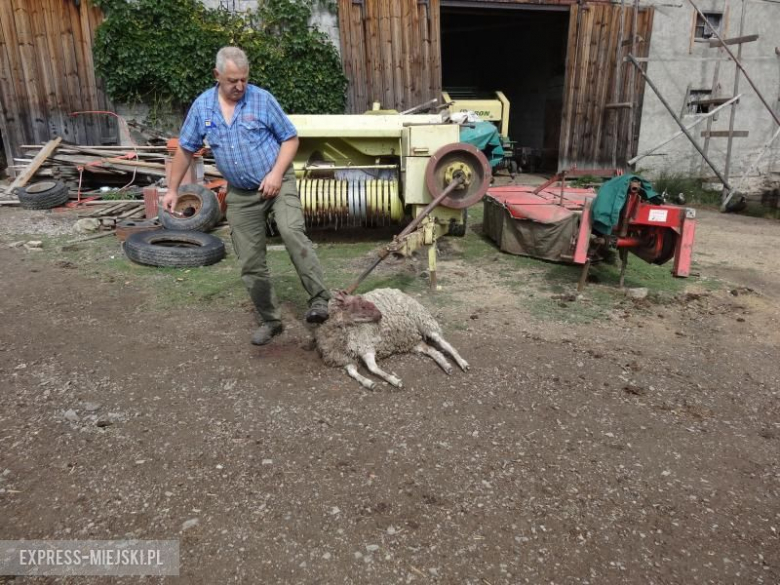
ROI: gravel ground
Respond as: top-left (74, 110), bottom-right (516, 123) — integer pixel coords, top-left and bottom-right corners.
top-left (0, 204), bottom-right (778, 584)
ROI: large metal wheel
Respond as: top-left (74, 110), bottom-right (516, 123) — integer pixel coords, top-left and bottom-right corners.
top-left (425, 143), bottom-right (491, 210)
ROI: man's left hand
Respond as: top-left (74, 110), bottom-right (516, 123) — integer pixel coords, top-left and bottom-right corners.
top-left (259, 170), bottom-right (283, 199)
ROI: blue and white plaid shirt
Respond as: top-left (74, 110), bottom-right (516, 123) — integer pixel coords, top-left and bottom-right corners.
top-left (178, 84), bottom-right (297, 190)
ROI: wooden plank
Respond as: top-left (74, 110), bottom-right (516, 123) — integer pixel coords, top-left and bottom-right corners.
top-left (14, 1), bottom-right (48, 144)
top-left (0, 15), bottom-right (16, 176)
top-left (627, 8), bottom-right (653, 163)
top-left (408, 0), bottom-right (423, 108)
top-left (690, 96), bottom-right (739, 106)
top-left (700, 130), bottom-right (749, 137)
top-left (0, 0), bottom-right (31, 162)
top-left (338, 0), bottom-right (355, 112)
top-left (28, 0), bottom-right (61, 141)
top-left (364, 0), bottom-right (381, 109)
top-left (379, 0), bottom-right (394, 109)
top-left (86, 2), bottom-right (116, 143)
top-left (591, 5), bottom-right (617, 162)
top-left (429, 0), bottom-right (442, 102)
top-left (41, 0), bottom-right (75, 142)
top-left (390, 0), bottom-right (404, 110)
top-left (558, 4), bottom-right (580, 168)
top-left (353, 2), bottom-right (369, 112)
top-left (400, 0), bottom-right (413, 109)
top-left (709, 34), bottom-right (758, 48)
top-left (55, 0), bottom-right (87, 144)
top-left (605, 102), bottom-right (633, 109)
top-left (418, 0), bottom-right (431, 107)
top-left (66, 0), bottom-right (96, 142)
top-left (5, 136), bottom-right (62, 193)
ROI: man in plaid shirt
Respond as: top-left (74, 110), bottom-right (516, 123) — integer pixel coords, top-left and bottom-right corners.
top-left (163, 46), bottom-right (330, 345)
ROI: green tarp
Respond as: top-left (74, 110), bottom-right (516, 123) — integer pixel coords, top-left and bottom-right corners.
top-left (459, 121), bottom-right (505, 168)
top-left (591, 174), bottom-right (662, 235)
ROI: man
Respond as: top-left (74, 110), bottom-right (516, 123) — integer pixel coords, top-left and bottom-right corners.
top-left (163, 46), bottom-right (330, 345)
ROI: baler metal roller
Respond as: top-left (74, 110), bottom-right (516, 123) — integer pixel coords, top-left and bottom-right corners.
top-left (297, 177), bottom-right (403, 229)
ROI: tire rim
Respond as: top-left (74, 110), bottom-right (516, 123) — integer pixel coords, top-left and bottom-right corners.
top-left (26, 181), bottom-right (58, 194)
top-left (175, 193), bottom-right (202, 217)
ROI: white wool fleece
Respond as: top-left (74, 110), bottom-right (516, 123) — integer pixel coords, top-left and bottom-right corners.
top-left (314, 288), bottom-right (442, 367)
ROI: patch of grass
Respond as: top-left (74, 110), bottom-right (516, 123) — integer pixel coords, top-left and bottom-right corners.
top-left (42, 231), bottom-right (432, 314)
top-left (570, 174), bottom-right (605, 189)
top-left (653, 171), bottom-right (721, 207)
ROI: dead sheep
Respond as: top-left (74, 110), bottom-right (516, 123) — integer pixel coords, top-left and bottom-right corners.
top-left (314, 288), bottom-right (469, 390)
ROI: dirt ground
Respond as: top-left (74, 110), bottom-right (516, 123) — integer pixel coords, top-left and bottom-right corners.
top-left (0, 201), bottom-right (778, 584)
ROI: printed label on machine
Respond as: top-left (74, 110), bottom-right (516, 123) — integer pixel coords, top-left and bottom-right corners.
top-left (648, 209), bottom-right (668, 223)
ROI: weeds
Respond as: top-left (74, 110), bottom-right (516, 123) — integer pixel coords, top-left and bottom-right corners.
top-left (652, 172), bottom-right (721, 207)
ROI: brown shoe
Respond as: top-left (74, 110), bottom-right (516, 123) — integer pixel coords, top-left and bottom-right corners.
top-left (251, 321), bottom-right (284, 345)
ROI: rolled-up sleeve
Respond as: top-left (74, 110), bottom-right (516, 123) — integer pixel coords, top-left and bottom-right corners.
top-left (178, 105), bottom-right (204, 153)
top-left (265, 94), bottom-right (297, 143)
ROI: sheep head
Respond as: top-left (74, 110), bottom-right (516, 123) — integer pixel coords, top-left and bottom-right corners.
top-left (331, 290), bottom-right (382, 324)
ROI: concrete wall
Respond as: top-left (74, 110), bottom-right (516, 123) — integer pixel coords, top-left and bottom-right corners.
top-left (199, 0), bottom-right (340, 56)
top-left (635, 0), bottom-right (780, 187)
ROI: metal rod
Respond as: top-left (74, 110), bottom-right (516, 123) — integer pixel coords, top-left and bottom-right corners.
top-left (688, 0), bottom-right (780, 128)
top-left (627, 54), bottom-right (732, 190)
top-left (722, 0), bottom-right (747, 205)
top-left (400, 98), bottom-right (438, 115)
top-left (344, 177), bottom-right (464, 294)
top-left (302, 164), bottom-right (398, 171)
top-left (628, 94), bottom-right (741, 165)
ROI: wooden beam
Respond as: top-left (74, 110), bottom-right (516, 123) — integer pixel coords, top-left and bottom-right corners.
top-left (4, 136), bottom-right (62, 193)
top-left (708, 34), bottom-right (758, 48)
top-left (690, 96), bottom-right (739, 106)
top-left (605, 102), bottom-right (633, 109)
top-left (700, 130), bottom-right (749, 137)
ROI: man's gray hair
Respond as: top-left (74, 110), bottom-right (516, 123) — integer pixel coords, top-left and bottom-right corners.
top-left (216, 46), bottom-right (249, 73)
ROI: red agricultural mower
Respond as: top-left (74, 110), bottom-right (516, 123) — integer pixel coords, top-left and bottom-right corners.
top-left (483, 169), bottom-right (697, 288)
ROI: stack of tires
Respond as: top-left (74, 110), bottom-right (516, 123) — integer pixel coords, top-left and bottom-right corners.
top-left (124, 184), bottom-right (226, 268)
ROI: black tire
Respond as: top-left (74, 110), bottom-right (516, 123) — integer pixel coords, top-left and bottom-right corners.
top-left (17, 180), bottom-right (69, 210)
top-left (447, 209), bottom-right (469, 237)
top-left (159, 184), bottom-right (221, 232)
top-left (124, 230), bottom-right (225, 268)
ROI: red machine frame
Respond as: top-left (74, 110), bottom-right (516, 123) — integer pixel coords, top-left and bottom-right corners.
top-left (486, 168), bottom-right (697, 283)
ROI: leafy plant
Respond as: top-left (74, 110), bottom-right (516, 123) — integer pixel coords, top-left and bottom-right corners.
top-left (93, 0), bottom-right (346, 114)
top-left (652, 171), bottom-right (721, 207)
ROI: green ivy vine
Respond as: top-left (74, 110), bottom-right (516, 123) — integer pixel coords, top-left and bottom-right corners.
top-left (92, 0), bottom-right (346, 114)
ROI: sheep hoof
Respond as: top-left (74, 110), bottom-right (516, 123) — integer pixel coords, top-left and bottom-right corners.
top-left (460, 361), bottom-right (470, 372)
top-left (388, 376), bottom-right (403, 388)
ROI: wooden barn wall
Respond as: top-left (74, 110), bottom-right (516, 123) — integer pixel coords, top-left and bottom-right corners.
top-left (559, 3), bottom-right (654, 169)
top-left (0, 0), bottom-right (113, 175)
top-left (338, 0), bottom-right (442, 113)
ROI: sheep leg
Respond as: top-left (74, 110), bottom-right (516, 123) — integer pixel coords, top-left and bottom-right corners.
top-left (345, 364), bottom-right (377, 390)
top-left (428, 332), bottom-right (470, 372)
top-left (414, 341), bottom-right (452, 374)
top-left (361, 352), bottom-right (403, 388)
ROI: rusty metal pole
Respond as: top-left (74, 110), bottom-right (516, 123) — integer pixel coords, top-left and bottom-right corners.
top-left (627, 54), bottom-right (732, 191)
top-left (344, 176), bottom-right (465, 294)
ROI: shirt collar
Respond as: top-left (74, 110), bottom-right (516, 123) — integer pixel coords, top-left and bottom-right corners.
top-left (209, 84), bottom-right (248, 124)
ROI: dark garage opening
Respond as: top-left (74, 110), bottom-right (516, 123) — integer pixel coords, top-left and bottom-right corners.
top-left (441, 4), bottom-right (569, 172)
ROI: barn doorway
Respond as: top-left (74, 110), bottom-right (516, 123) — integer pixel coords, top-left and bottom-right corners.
top-left (440, 3), bottom-right (569, 172)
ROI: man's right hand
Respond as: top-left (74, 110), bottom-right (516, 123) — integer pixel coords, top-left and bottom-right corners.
top-left (162, 189), bottom-right (179, 213)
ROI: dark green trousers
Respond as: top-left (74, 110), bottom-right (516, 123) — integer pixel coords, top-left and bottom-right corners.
top-left (226, 166), bottom-right (330, 324)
